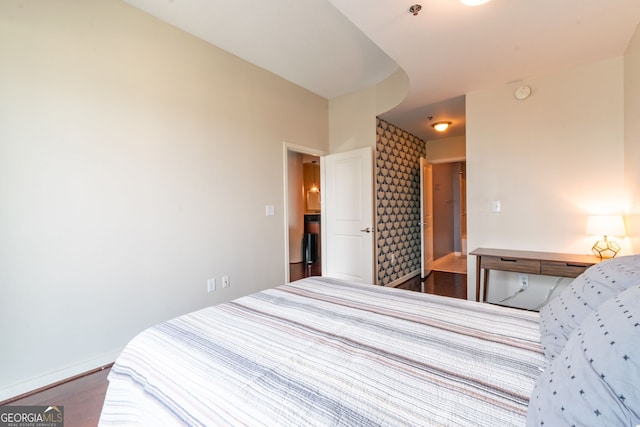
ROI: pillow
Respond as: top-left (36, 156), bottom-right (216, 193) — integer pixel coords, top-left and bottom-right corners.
top-left (527, 284), bottom-right (640, 426)
top-left (539, 254), bottom-right (640, 360)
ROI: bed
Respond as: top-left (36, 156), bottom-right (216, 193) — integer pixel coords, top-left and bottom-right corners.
top-left (99, 259), bottom-right (640, 426)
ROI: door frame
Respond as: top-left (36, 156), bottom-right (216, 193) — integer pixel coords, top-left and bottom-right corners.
top-left (424, 156), bottom-right (467, 262)
top-left (420, 158), bottom-right (434, 278)
top-left (282, 142), bottom-right (327, 283)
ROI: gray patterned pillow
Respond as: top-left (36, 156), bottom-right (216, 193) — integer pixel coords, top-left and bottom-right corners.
top-left (527, 284), bottom-right (640, 426)
top-left (539, 254), bottom-right (640, 360)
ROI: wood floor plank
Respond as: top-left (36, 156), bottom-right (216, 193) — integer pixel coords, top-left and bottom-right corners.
top-left (395, 271), bottom-right (468, 299)
top-left (6, 367), bottom-right (111, 427)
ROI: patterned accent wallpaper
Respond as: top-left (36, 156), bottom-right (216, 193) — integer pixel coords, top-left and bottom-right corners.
top-left (376, 117), bottom-right (426, 286)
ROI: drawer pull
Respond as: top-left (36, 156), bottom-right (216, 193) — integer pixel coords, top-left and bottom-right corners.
top-left (566, 263), bottom-right (586, 268)
top-left (500, 258), bottom-right (518, 262)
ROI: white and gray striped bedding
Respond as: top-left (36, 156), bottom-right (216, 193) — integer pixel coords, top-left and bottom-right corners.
top-left (99, 277), bottom-right (545, 426)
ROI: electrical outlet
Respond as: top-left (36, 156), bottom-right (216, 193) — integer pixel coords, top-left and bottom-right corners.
top-left (518, 273), bottom-right (529, 289)
top-left (222, 275), bottom-right (230, 288)
top-left (207, 278), bottom-right (216, 292)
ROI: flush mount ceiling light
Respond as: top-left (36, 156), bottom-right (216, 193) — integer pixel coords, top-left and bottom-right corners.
top-left (431, 121), bottom-right (452, 132)
top-left (461, 0), bottom-right (491, 5)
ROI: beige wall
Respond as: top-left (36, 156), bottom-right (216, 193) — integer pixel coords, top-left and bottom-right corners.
top-left (425, 135), bottom-right (466, 162)
top-left (375, 68), bottom-right (410, 118)
top-left (329, 87), bottom-right (378, 153)
top-left (625, 23), bottom-right (640, 253)
top-left (466, 57), bottom-right (629, 305)
top-left (0, 0), bottom-right (328, 399)
top-left (329, 67), bottom-right (408, 154)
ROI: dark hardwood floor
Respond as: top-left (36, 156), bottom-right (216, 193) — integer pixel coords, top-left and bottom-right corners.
top-left (1, 270), bottom-right (465, 425)
top-left (1, 366), bottom-right (111, 427)
top-left (289, 260), bottom-right (322, 281)
top-left (394, 271), bottom-right (468, 299)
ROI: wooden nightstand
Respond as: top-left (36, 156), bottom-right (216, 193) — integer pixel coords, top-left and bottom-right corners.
top-left (469, 248), bottom-right (601, 302)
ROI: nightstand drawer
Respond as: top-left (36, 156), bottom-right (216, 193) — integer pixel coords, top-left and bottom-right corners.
top-left (541, 261), bottom-right (591, 278)
top-left (480, 256), bottom-right (540, 274)
top-left (471, 248), bottom-right (602, 303)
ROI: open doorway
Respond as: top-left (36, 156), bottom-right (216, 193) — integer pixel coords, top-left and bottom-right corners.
top-left (285, 145), bottom-right (324, 282)
top-left (284, 144), bottom-right (375, 285)
top-left (431, 161), bottom-right (467, 274)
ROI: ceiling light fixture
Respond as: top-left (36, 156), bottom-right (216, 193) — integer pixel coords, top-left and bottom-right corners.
top-left (431, 121), bottom-right (452, 132)
top-left (460, 0), bottom-right (491, 5)
top-left (409, 4), bottom-right (422, 16)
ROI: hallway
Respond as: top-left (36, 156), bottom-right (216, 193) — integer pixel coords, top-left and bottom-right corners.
top-left (433, 253), bottom-right (467, 274)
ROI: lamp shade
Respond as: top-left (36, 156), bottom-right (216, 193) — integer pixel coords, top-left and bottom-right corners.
top-left (586, 215), bottom-right (626, 237)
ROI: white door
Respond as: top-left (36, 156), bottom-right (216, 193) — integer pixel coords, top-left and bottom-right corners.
top-left (459, 163), bottom-right (467, 254)
top-left (322, 147), bottom-right (375, 284)
top-left (420, 158), bottom-right (434, 278)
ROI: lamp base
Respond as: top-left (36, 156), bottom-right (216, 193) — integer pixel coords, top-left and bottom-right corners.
top-left (591, 238), bottom-right (620, 259)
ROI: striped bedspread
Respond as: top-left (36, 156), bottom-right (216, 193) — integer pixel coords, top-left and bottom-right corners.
top-left (99, 277), bottom-right (545, 426)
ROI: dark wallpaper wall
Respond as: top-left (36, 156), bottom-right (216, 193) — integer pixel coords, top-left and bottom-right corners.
top-left (375, 118), bottom-right (426, 286)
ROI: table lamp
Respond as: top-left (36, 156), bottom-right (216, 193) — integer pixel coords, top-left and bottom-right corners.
top-left (586, 215), bottom-right (626, 258)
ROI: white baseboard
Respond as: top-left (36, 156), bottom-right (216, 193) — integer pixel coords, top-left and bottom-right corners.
top-left (0, 348), bottom-right (122, 402)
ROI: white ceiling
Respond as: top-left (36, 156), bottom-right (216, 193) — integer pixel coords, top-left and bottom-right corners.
top-left (124, 0), bottom-right (640, 142)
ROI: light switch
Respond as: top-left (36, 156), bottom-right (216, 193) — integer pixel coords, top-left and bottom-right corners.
top-left (491, 200), bottom-right (501, 213)
top-left (265, 204), bottom-right (275, 216)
